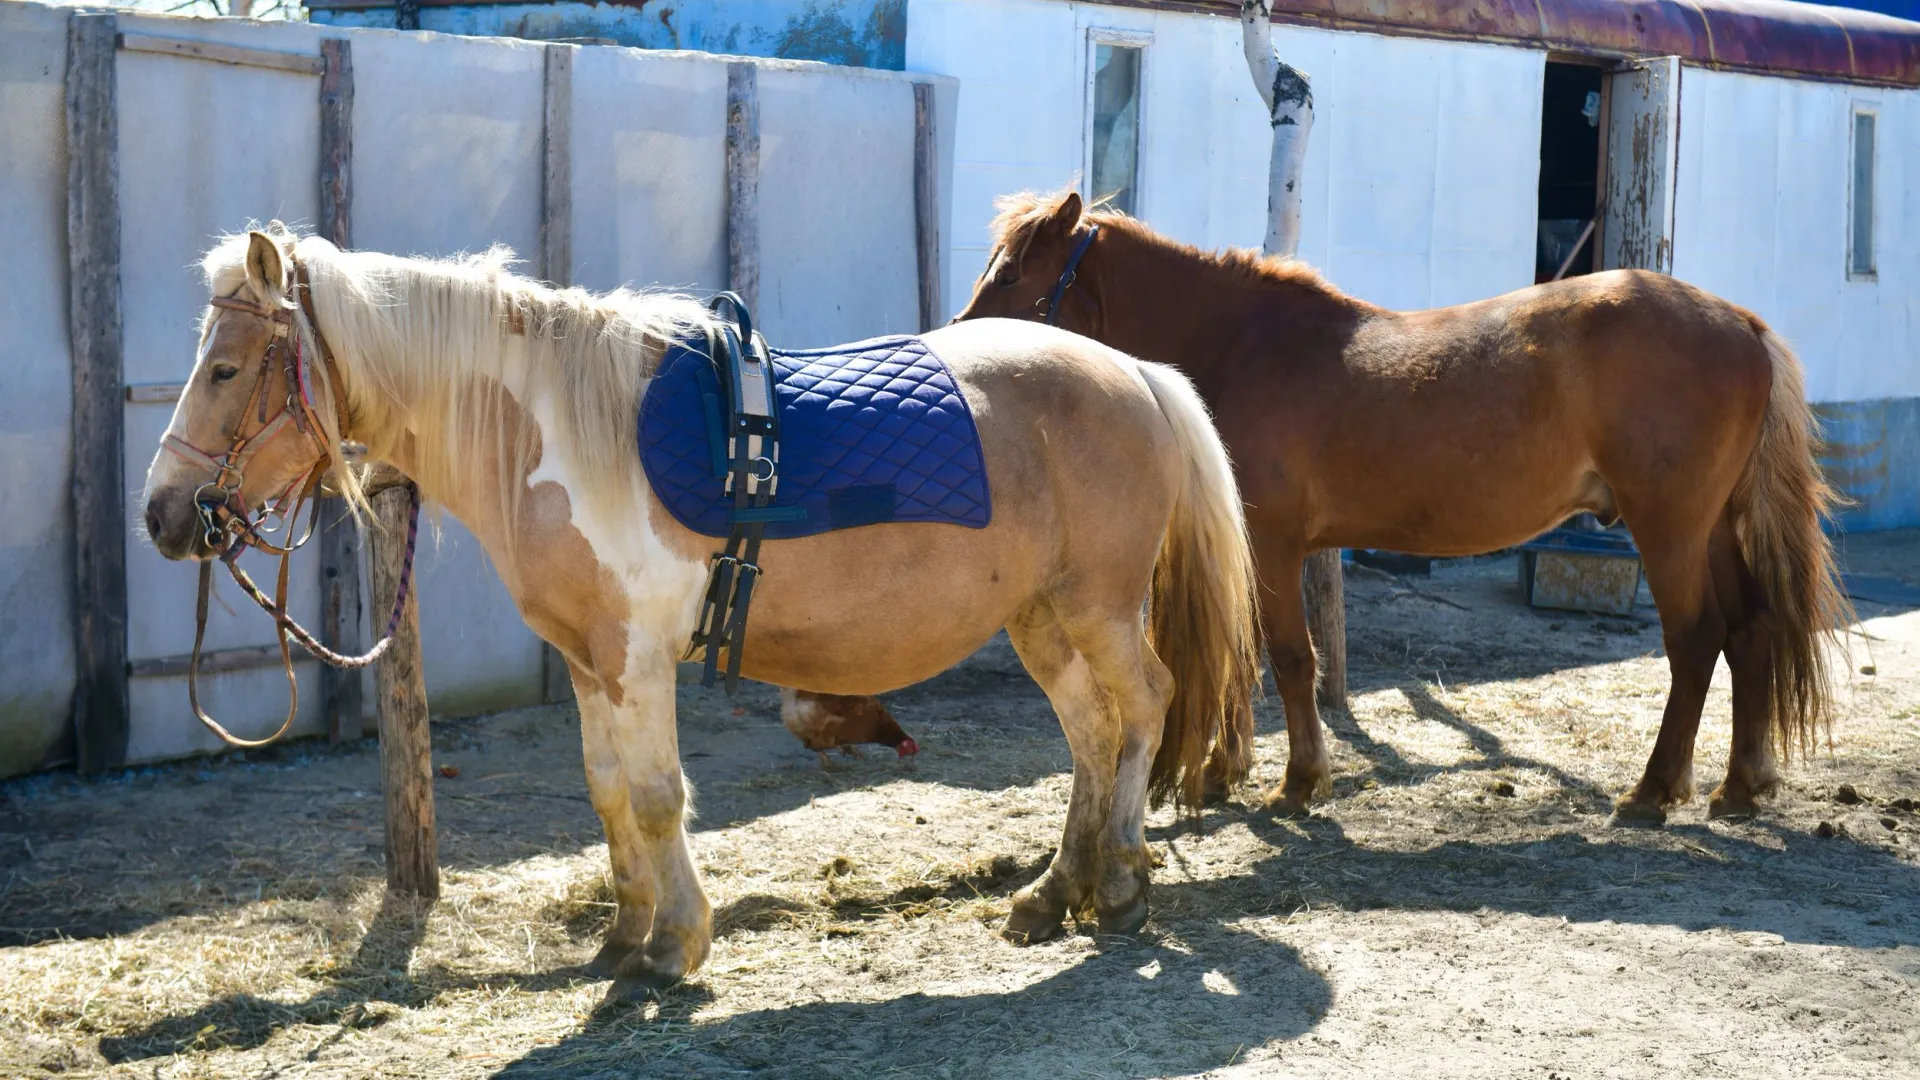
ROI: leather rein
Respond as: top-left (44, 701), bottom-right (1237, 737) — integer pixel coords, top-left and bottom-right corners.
top-left (165, 265), bottom-right (421, 749)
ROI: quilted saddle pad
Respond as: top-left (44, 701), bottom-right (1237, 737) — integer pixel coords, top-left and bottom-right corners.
top-left (638, 334), bottom-right (993, 540)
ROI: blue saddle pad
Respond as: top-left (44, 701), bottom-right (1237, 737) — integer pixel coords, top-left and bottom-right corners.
top-left (638, 334), bottom-right (992, 540)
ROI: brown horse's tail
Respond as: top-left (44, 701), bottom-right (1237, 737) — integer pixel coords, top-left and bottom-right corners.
top-left (1135, 361), bottom-right (1262, 810)
top-left (1729, 327), bottom-right (1853, 759)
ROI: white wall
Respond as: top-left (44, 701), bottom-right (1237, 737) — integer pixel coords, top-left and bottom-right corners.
top-left (907, 0), bottom-right (1544, 317)
top-left (343, 29), bottom-right (553, 721)
top-left (568, 47), bottom-right (730, 294)
top-left (1672, 67), bottom-right (1920, 405)
top-left (0, 2), bottom-right (79, 772)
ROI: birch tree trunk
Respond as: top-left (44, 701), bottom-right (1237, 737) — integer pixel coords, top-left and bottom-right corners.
top-left (1240, 0), bottom-right (1346, 711)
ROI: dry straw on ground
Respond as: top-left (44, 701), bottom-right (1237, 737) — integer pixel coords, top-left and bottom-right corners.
top-left (3, 536), bottom-right (1917, 1078)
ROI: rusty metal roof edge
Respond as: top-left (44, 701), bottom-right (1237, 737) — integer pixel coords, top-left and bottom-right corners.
top-left (1103, 0), bottom-right (1920, 88)
top-left (300, 0), bottom-right (1920, 86)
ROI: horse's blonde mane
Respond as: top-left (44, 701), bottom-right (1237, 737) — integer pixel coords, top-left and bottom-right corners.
top-left (201, 228), bottom-right (711, 543)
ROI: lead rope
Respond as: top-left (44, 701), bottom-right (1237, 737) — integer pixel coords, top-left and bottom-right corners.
top-left (187, 479), bottom-right (423, 748)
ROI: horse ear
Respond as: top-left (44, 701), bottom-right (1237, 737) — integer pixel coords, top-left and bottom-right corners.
top-left (1042, 191), bottom-right (1084, 238)
top-left (244, 229), bottom-right (289, 305)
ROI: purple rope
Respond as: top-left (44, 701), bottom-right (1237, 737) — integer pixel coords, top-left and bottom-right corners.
top-left (220, 482), bottom-right (423, 670)
top-left (382, 486), bottom-right (421, 639)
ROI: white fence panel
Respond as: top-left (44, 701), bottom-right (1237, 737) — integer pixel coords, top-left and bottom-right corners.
top-left (0, 3), bottom-right (79, 773)
top-left (0, 4), bottom-right (953, 774)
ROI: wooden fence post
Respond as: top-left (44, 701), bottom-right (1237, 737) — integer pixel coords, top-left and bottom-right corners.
top-left (725, 62), bottom-right (760, 311)
top-left (912, 81), bottom-right (941, 332)
top-left (539, 42), bottom-right (575, 705)
top-left (371, 484), bottom-right (437, 898)
top-left (318, 37), bottom-right (365, 742)
top-left (315, 36), bottom-right (434, 896)
top-left (1239, 2), bottom-right (1347, 712)
top-left (67, 12), bottom-right (129, 773)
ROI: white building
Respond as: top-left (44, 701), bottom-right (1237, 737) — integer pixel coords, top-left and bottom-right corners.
top-left (903, 0), bottom-right (1920, 533)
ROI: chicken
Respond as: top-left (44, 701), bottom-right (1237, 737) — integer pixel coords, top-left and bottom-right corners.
top-left (779, 688), bottom-right (918, 766)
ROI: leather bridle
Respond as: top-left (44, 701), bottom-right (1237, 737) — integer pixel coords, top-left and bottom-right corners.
top-left (1031, 224), bottom-right (1100, 326)
top-left (167, 258), bottom-right (421, 749)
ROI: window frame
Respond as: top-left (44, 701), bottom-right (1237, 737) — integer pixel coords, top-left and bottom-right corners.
top-left (1083, 27), bottom-right (1152, 219)
top-left (1848, 103), bottom-right (1878, 281)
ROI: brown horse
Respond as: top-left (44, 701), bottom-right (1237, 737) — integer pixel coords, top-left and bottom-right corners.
top-left (141, 227), bottom-right (1259, 985)
top-left (807, 189), bottom-right (1851, 825)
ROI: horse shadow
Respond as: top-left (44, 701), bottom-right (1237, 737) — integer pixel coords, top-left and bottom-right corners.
top-left (1231, 809), bottom-right (1920, 950)
top-left (490, 882), bottom-right (1331, 1080)
top-left (1211, 675), bottom-right (1919, 951)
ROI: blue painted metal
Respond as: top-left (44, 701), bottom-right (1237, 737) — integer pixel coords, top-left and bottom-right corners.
top-left (1803, 1), bottom-right (1920, 21)
top-left (309, 0), bottom-right (908, 70)
top-left (1817, 397), bottom-right (1920, 533)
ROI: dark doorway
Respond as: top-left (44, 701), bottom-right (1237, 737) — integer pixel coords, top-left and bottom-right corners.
top-left (1535, 61), bottom-right (1604, 283)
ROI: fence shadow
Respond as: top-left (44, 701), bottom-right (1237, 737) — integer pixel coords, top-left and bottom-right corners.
top-left (96, 892), bottom-right (447, 1063)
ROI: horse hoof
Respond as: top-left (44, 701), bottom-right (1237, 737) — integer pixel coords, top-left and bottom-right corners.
top-left (1609, 797), bottom-right (1667, 828)
top-left (612, 950), bottom-right (690, 996)
top-left (1707, 789), bottom-right (1759, 821)
top-left (1096, 894), bottom-right (1149, 937)
top-left (609, 969), bottom-right (681, 1003)
top-left (1261, 787), bottom-right (1313, 819)
top-left (585, 940), bottom-right (639, 979)
top-left (1002, 904), bottom-right (1066, 946)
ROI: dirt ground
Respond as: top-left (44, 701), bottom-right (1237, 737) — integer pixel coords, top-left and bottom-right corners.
top-left (3, 532), bottom-right (1918, 1080)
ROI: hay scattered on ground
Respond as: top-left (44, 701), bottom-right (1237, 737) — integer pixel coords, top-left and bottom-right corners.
top-left (3, 537), bottom-right (1918, 1078)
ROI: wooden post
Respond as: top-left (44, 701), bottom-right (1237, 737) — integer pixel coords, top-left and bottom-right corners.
top-left (539, 43), bottom-right (576, 705)
top-left (316, 38), bottom-right (433, 895)
top-left (317, 38), bottom-right (365, 742)
top-left (724, 62), bottom-right (760, 311)
top-left (67, 13), bottom-right (129, 773)
top-left (371, 485), bottom-right (437, 898)
top-left (1239, 1), bottom-right (1345, 710)
top-left (912, 81), bottom-right (941, 332)
top-left (541, 44), bottom-right (573, 289)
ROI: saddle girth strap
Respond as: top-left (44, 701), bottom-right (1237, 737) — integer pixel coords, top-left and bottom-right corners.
top-left (690, 293), bottom-right (792, 693)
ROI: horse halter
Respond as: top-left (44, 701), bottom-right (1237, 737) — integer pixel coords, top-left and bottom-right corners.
top-left (1032, 224), bottom-right (1101, 327)
top-left (165, 292), bottom-right (333, 560)
top-left (165, 265), bottom-right (422, 750)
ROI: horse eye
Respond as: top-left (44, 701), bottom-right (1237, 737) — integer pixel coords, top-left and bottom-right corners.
top-left (211, 364), bottom-right (240, 384)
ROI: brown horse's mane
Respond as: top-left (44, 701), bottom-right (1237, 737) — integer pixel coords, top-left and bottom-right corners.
top-left (987, 190), bottom-right (1371, 311)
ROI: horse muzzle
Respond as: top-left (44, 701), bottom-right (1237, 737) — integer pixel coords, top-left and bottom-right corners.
top-left (144, 486), bottom-right (217, 561)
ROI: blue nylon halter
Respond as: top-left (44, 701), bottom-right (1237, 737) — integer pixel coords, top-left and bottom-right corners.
top-left (1037, 224), bottom-right (1100, 326)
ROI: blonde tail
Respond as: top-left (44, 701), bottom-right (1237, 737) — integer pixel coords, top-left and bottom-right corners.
top-left (1135, 361), bottom-right (1262, 809)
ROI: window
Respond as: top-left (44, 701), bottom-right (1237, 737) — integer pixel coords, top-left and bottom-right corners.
top-left (1087, 36), bottom-right (1144, 216)
top-left (1851, 109), bottom-right (1876, 278)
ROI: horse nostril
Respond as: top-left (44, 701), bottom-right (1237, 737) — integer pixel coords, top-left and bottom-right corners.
top-left (145, 502), bottom-right (164, 541)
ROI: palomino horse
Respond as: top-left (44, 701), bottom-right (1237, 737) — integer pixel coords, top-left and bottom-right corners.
top-left (807, 190), bottom-right (1851, 825)
top-left (140, 226), bottom-right (1258, 988)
